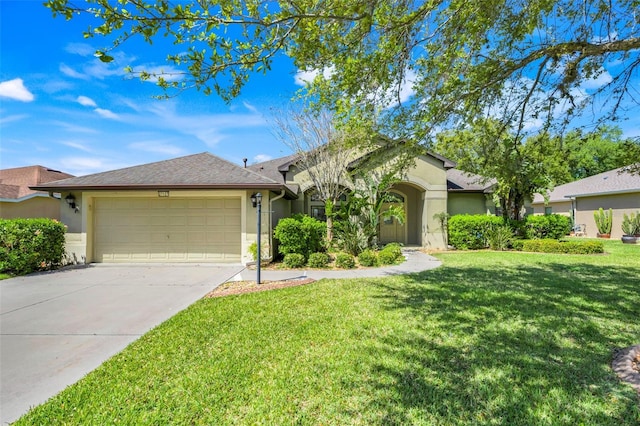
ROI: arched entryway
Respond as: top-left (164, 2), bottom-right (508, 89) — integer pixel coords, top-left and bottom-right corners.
top-left (379, 191), bottom-right (407, 244)
top-left (378, 183), bottom-right (426, 246)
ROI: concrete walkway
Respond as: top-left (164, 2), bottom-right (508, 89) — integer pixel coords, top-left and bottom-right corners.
top-left (229, 249), bottom-right (442, 282)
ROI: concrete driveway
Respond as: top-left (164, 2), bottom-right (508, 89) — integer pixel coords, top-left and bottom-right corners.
top-left (0, 263), bottom-right (244, 424)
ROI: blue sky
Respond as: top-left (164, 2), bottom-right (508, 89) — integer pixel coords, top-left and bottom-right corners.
top-left (0, 1), bottom-right (306, 176)
top-left (1, 2), bottom-right (638, 177)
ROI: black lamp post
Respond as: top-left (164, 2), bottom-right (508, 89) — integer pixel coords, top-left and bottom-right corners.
top-left (250, 192), bottom-right (262, 284)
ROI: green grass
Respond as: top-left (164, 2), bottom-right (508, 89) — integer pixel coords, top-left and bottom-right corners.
top-left (17, 240), bottom-right (640, 425)
top-left (0, 273), bottom-right (11, 280)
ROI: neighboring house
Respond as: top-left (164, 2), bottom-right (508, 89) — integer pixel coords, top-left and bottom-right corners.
top-left (0, 165), bottom-right (74, 219)
top-left (532, 166), bottom-right (640, 239)
top-left (32, 151), bottom-right (491, 265)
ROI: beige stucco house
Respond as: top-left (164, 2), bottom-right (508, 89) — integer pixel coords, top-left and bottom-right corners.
top-left (532, 166), bottom-right (640, 239)
top-left (0, 166), bottom-right (74, 220)
top-left (31, 150), bottom-right (489, 265)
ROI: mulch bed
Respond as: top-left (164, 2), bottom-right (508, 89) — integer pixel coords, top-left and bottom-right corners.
top-left (612, 344), bottom-right (640, 395)
top-left (205, 278), bottom-right (316, 298)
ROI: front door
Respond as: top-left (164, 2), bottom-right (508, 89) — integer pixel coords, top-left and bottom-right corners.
top-left (379, 192), bottom-right (406, 244)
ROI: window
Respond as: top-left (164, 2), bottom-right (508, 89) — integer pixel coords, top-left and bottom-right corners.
top-left (545, 206), bottom-right (552, 215)
top-left (308, 190), bottom-right (347, 221)
top-left (311, 206), bottom-right (326, 221)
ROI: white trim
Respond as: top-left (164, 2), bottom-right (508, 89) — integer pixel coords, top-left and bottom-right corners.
top-left (0, 193), bottom-right (57, 203)
top-left (564, 188), bottom-right (640, 199)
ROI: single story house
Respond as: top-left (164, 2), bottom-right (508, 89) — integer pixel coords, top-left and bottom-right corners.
top-left (32, 151), bottom-right (493, 264)
top-left (532, 166), bottom-right (640, 239)
top-left (0, 165), bottom-right (74, 220)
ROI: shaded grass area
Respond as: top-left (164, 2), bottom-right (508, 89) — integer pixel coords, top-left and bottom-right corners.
top-left (17, 241), bottom-right (640, 425)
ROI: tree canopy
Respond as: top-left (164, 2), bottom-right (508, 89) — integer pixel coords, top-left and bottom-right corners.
top-left (46, 0), bottom-right (640, 142)
top-left (434, 120), bottom-right (568, 220)
top-left (558, 126), bottom-right (640, 182)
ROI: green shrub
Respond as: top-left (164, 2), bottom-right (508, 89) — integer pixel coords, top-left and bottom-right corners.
top-left (487, 225), bottom-right (513, 251)
top-left (505, 219), bottom-right (527, 238)
top-left (378, 243), bottom-right (403, 265)
top-left (521, 239), bottom-right (604, 254)
top-left (307, 252), bottom-right (330, 268)
top-left (0, 218), bottom-right (66, 275)
top-left (274, 214), bottom-right (326, 258)
top-left (525, 214), bottom-right (572, 239)
top-left (511, 239), bottom-right (525, 251)
top-left (247, 241), bottom-right (268, 262)
top-left (335, 252), bottom-right (356, 269)
top-left (283, 253), bottom-right (306, 268)
top-left (358, 249), bottom-right (378, 267)
top-left (448, 215), bottom-right (504, 249)
top-left (333, 216), bottom-right (369, 256)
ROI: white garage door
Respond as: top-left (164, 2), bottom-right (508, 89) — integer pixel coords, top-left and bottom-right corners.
top-left (94, 197), bottom-right (241, 263)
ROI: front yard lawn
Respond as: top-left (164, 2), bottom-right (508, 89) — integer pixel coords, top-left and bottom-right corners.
top-left (17, 241), bottom-right (640, 425)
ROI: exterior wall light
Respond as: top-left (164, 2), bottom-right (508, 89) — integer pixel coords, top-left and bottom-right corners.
top-left (65, 194), bottom-right (77, 211)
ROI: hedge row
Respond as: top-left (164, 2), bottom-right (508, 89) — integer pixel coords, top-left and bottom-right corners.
top-left (448, 215), bottom-right (504, 249)
top-left (517, 239), bottom-right (604, 254)
top-left (448, 214), bottom-right (573, 250)
top-left (524, 215), bottom-right (572, 240)
top-left (282, 244), bottom-right (404, 269)
top-left (0, 218), bottom-right (66, 275)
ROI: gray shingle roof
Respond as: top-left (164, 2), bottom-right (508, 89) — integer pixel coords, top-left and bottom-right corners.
top-left (31, 153), bottom-right (288, 191)
top-left (446, 169), bottom-right (495, 192)
top-left (532, 166), bottom-right (640, 204)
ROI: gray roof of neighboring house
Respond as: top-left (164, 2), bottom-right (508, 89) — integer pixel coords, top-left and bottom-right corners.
top-left (31, 153), bottom-right (295, 195)
top-left (532, 166), bottom-right (640, 204)
top-left (1, 165), bottom-right (74, 200)
top-left (446, 169), bottom-right (496, 192)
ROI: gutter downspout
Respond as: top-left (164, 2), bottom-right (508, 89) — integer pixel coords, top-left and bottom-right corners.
top-left (268, 189), bottom-right (286, 260)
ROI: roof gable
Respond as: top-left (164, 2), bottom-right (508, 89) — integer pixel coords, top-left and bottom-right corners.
top-left (0, 165), bottom-right (74, 199)
top-left (31, 153), bottom-right (284, 191)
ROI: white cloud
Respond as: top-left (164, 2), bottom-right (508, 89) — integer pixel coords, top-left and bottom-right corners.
top-left (94, 108), bottom-right (119, 119)
top-left (60, 141), bottom-right (93, 152)
top-left (77, 95), bottom-right (97, 107)
top-left (60, 156), bottom-right (124, 176)
top-left (60, 63), bottom-right (89, 80)
top-left (50, 120), bottom-right (99, 134)
top-left (41, 79), bottom-right (75, 94)
top-left (294, 67), bottom-right (335, 86)
top-left (128, 141), bottom-right (185, 156)
top-left (0, 78), bottom-right (35, 102)
top-left (0, 113), bottom-right (29, 125)
top-left (130, 101), bottom-right (268, 147)
top-left (580, 70), bottom-right (613, 91)
top-left (65, 42), bottom-right (95, 56)
top-left (243, 101), bottom-right (259, 113)
top-left (83, 58), bottom-right (126, 80)
top-left (253, 154), bottom-right (272, 163)
top-left (130, 64), bottom-right (183, 83)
